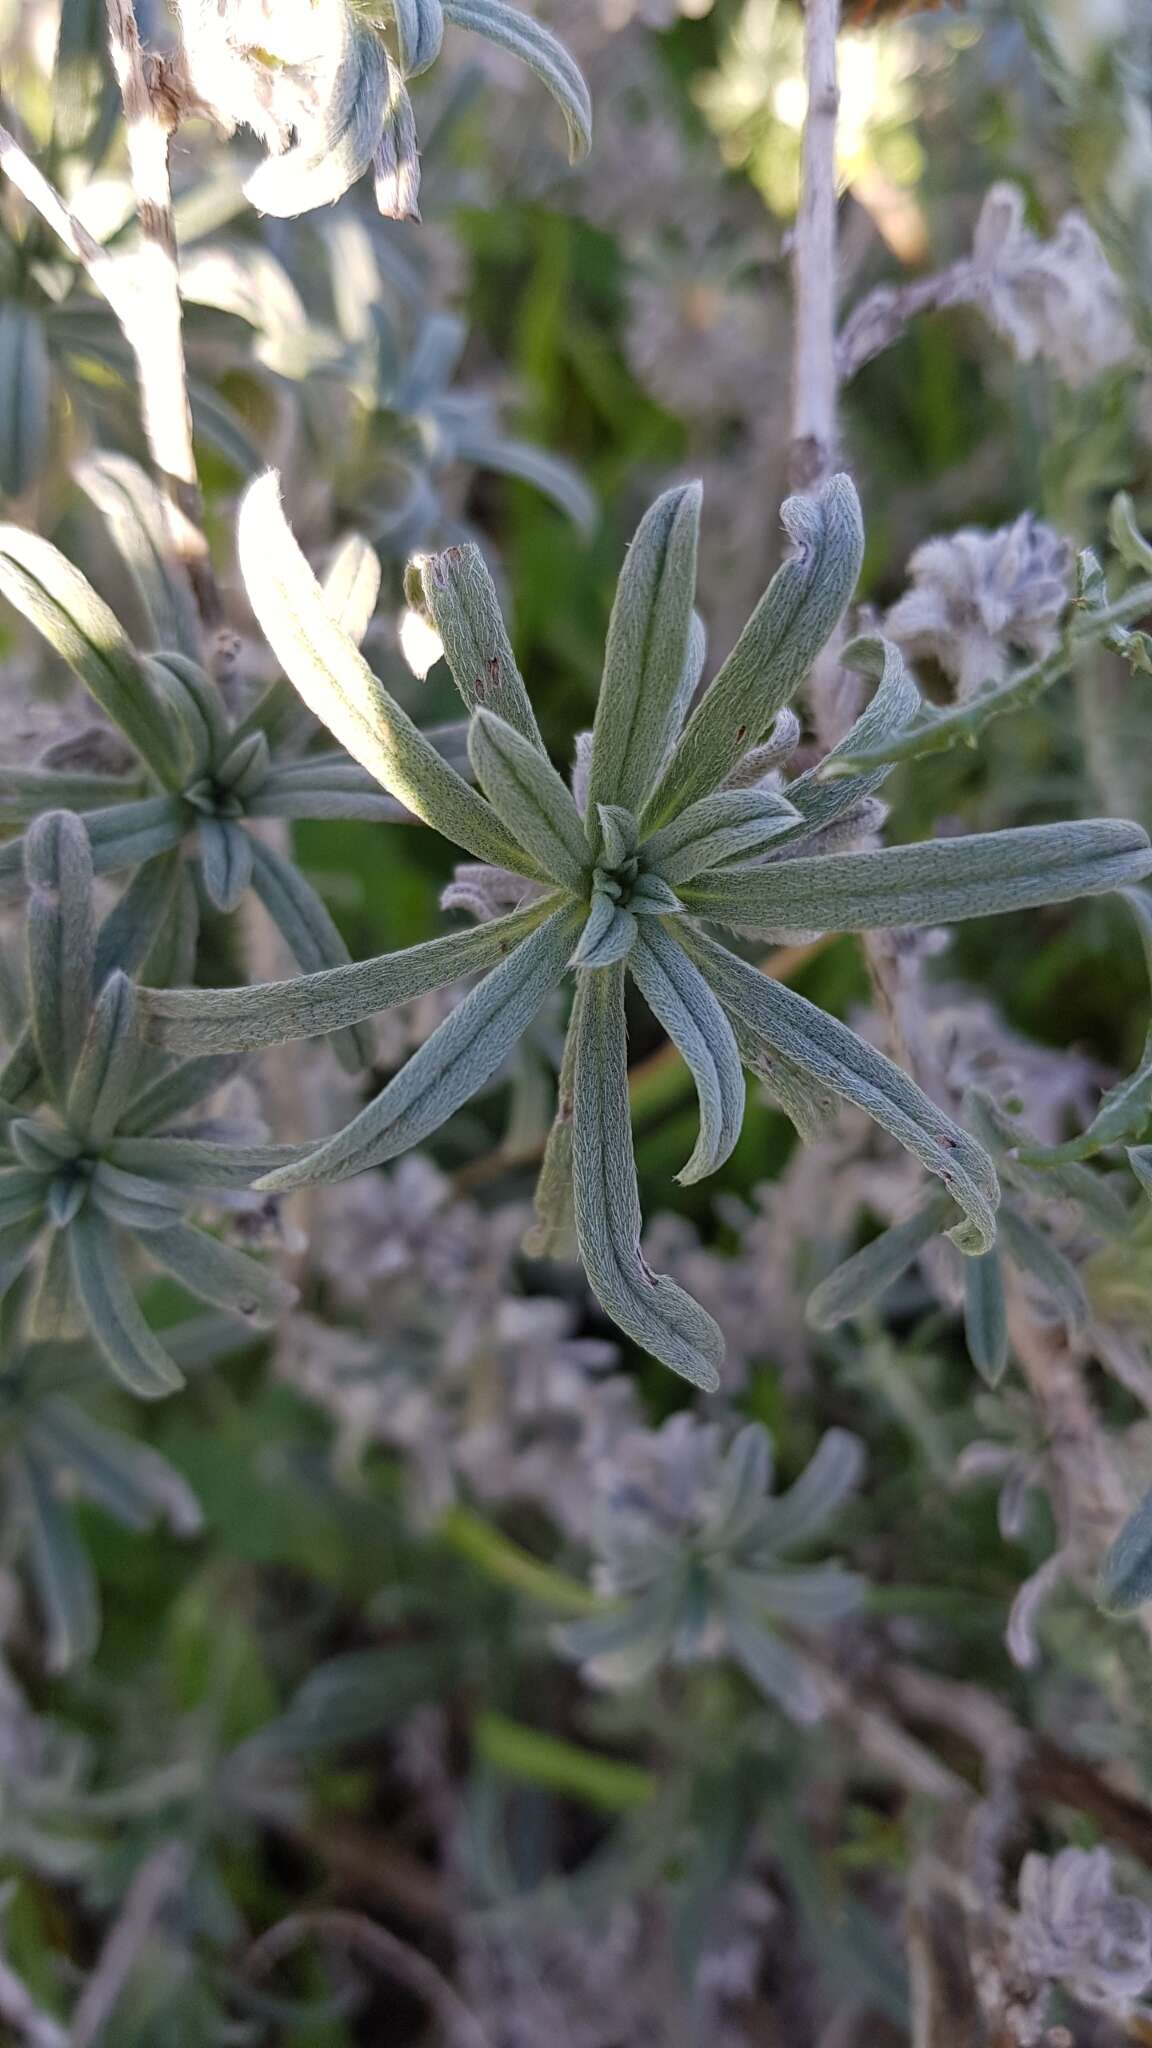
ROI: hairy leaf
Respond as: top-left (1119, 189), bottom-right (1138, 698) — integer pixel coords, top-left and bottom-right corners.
top-left (413, 542), bottom-right (545, 747)
top-left (806, 1192), bottom-right (954, 1329)
top-left (68, 1208), bottom-right (185, 1398)
top-left (627, 920), bottom-right (744, 1184)
top-left (24, 812), bottom-right (96, 1105)
top-left (469, 709), bottom-right (589, 888)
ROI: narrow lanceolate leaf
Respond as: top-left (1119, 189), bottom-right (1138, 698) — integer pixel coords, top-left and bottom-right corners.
top-left (1015, 1028), bottom-right (1152, 1165)
top-left (29, 1400), bottom-right (202, 1534)
top-left (389, 0), bottom-right (444, 74)
top-left (198, 818), bottom-right (254, 915)
top-left (806, 1191), bottom-right (954, 1330)
top-left (570, 897), bottom-right (636, 969)
top-left (643, 788), bottom-right (802, 886)
top-left (115, 1054), bottom-right (240, 1138)
top-left (750, 1428), bottom-right (866, 1555)
top-left (25, 812), bottom-right (96, 1105)
top-left (783, 636), bottom-right (919, 841)
top-left (1099, 1486), bottom-right (1152, 1613)
top-left (469, 710), bottom-right (589, 889)
top-left (13, 1448), bottom-right (99, 1672)
top-left (0, 304), bottom-right (51, 499)
top-left (322, 531), bottom-right (382, 648)
top-left (727, 1013), bottom-right (838, 1142)
top-left (0, 527), bottom-right (185, 784)
top-left (441, 0), bottom-right (592, 159)
top-left (0, 798), bottom-right (190, 905)
top-left (414, 543), bottom-right (545, 749)
top-left (523, 978), bottom-right (585, 1260)
top-left (640, 475), bottom-right (864, 833)
top-left (0, 1217), bottom-right (42, 1300)
top-left (247, 835), bottom-right (374, 1072)
top-left (373, 58), bottom-right (421, 221)
top-left (586, 482), bottom-right (701, 827)
top-left (66, 973), bottom-right (142, 1142)
top-left (685, 821), bottom-right (1152, 935)
top-left (146, 1222), bottom-right (295, 1323)
top-left (94, 850), bottom-right (184, 984)
top-left (964, 1249), bottom-right (1009, 1386)
top-left (0, 766), bottom-right (142, 825)
top-left (140, 897), bottom-right (556, 1054)
top-left (998, 1209), bottom-right (1088, 1332)
top-left (103, 1137), bottom-right (299, 1190)
top-left (74, 452), bottom-right (201, 661)
top-left (628, 920), bottom-right (744, 1185)
top-left (68, 1208), bottom-right (184, 1398)
top-left (237, 474), bottom-right (536, 874)
top-left (677, 924), bottom-right (1000, 1253)
top-left (257, 904), bottom-right (583, 1191)
top-left (570, 962), bottom-right (724, 1388)
top-left (724, 1603), bottom-right (825, 1724)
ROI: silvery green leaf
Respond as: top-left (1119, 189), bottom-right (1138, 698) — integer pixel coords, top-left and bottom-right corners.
top-left (373, 60), bottom-right (421, 221)
top-left (68, 1208), bottom-right (184, 1399)
top-left (146, 1222), bottom-right (295, 1323)
top-left (641, 475), bottom-right (864, 833)
top-left (964, 1248), bottom-right (1009, 1386)
top-left (806, 1191), bottom-right (954, 1330)
top-left (215, 732), bottom-right (271, 804)
top-left (570, 962), bottom-right (724, 1388)
top-left (644, 788), bottom-right (803, 886)
top-left (570, 897), bottom-right (636, 968)
top-left (89, 1161), bottom-right (187, 1232)
top-left (724, 1601), bottom-right (824, 1723)
top-left (0, 1035), bottom-right (40, 1112)
top-left (116, 1055), bottom-right (240, 1138)
top-left (677, 924), bottom-right (999, 1252)
top-left (726, 1564), bottom-right (866, 1626)
top-left (146, 650), bottom-right (231, 777)
top-left (0, 1217), bottom-right (42, 1299)
top-left (727, 1012), bottom-right (838, 1141)
top-left (0, 527), bottom-right (185, 785)
top-left (1129, 1145), bottom-right (1152, 1195)
top-left (452, 433), bottom-right (596, 533)
top-left (94, 850), bottom-right (184, 984)
top-left (249, 768), bottom-right (410, 823)
top-left (238, 474), bottom-right (533, 874)
top-left (597, 805), bottom-right (638, 867)
top-left (441, 0), bottom-right (592, 159)
top-left (248, 836), bottom-right (374, 1072)
top-left (670, 610), bottom-right (707, 738)
top-left (1014, 1029), bottom-right (1152, 1165)
top-left (321, 531), bottom-right (382, 650)
top-left (0, 1172), bottom-right (48, 1228)
top-left (685, 821), bottom-right (1152, 934)
top-left (722, 707), bottom-right (802, 788)
top-left (0, 798), bottom-right (190, 905)
top-left (8, 1119), bottom-right (78, 1170)
top-left (965, 1089), bottom-right (1130, 1230)
top-left (25, 812), bottom-right (96, 1105)
top-left (13, 1447), bottom-right (99, 1672)
top-left (65, 972), bottom-right (141, 1143)
top-left (244, 19), bottom-right (393, 217)
top-left (30, 1399), bottom-right (202, 1535)
top-left (523, 987), bottom-right (583, 1261)
top-left (74, 453), bottom-right (202, 662)
top-left (103, 1136), bottom-right (298, 1190)
top-left (198, 817), bottom-right (254, 915)
top-left (703, 1424), bottom-right (774, 1547)
top-left (469, 709), bottom-right (589, 889)
top-left (257, 903), bottom-right (582, 1191)
top-left (413, 542), bottom-right (545, 749)
top-left (586, 482), bottom-right (701, 827)
top-left (0, 766), bottom-right (141, 824)
top-left (1108, 492), bottom-right (1152, 576)
top-left (558, 1584), bottom-right (678, 1688)
top-left (627, 920), bottom-right (744, 1185)
top-left (0, 304), bottom-right (50, 499)
top-left (749, 1428), bottom-right (865, 1557)
top-left (785, 636), bottom-right (919, 838)
top-left (26, 1225), bottom-right (80, 1342)
top-left (999, 1208), bottom-right (1088, 1332)
top-left (388, 0), bottom-right (444, 75)
top-left (1099, 1486), bottom-right (1152, 1613)
top-left (139, 897), bottom-right (556, 1054)
top-left (628, 876), bottom-right (683, 915)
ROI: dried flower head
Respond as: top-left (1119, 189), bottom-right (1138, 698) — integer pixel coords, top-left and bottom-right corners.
top-left (971, 183), bottom-right (1137, 388)
top-left (1013, 1847), bottom-right (1152, 2015)
top-left (885, 514), bottom-right (1074, 698)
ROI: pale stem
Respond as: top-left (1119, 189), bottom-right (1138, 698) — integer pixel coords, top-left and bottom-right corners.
top-left (789, 0), bottom-right (840, 494)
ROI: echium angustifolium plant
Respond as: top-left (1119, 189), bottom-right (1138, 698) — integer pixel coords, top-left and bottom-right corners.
top-left (0, 454), bottom-right (469, 1069)
top-left (0, 811), bottom-right (295, 1396)
top-left (141, 470), bottom-right (1152, 1386)
top-left (175, 0), bottom-right (592, 221)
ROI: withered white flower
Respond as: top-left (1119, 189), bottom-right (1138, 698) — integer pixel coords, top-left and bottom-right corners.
top-left (885, 513), bottom-right (1074, 698)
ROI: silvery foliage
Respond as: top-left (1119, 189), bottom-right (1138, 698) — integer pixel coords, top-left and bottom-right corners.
top-left (284, 1155), bottom-right (633, 1536)
top-left (559, 1417), bottom-right (865, 1724)
top-left (0, 812), bottom-right (296, 1396)
top-left (884, 514), bottom-right (1073, 699)
top-left (0, 1294), bottom-right (231, 1673)
top-left (141, 469), bottom-right (1152, 1385)
top-left (0, 456), bottom-right (455, 1064)
top-left (175, 0), bottom-right (591, 222)
top-left (1012, 1847), bottom-right (1152, 2020)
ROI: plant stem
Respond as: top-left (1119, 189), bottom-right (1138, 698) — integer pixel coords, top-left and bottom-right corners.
top-left (104, 0), bottom-right (220, 630)
top-left (789, 0), bottom-right (840, 493)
